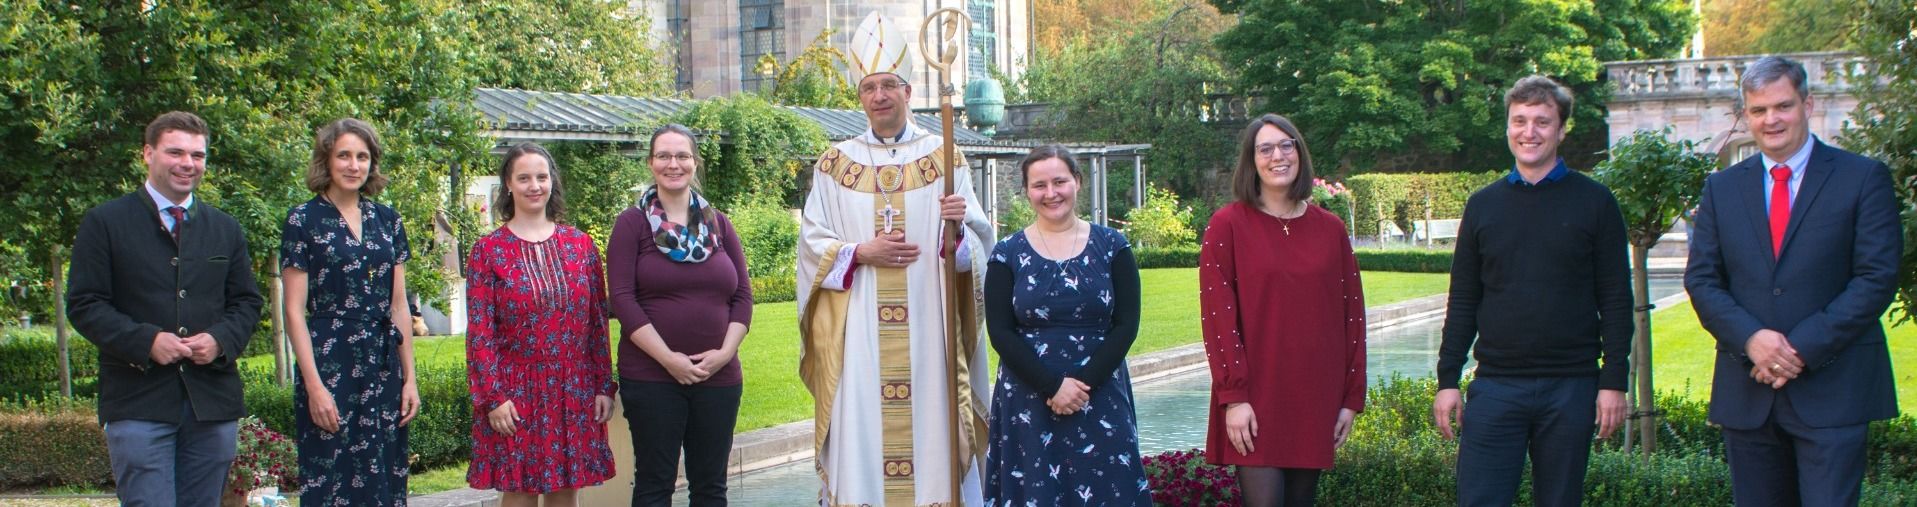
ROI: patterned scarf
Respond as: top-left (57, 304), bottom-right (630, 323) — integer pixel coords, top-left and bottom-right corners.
top-left (642, 187), bottom-right (716, 263)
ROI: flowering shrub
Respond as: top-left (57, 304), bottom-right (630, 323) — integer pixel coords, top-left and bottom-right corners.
top-left (227, 416), bottom-right (298, 497)
top-left (1144, 448), bottom-right (1238, 506)
top-left (1310, 178), bottom-right (1354, 228)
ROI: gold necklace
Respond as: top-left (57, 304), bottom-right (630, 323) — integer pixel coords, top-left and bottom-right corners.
top-left (1034, 219), bottom-right (1079, 260)
top-left (1265, 200), bottom-right (1305, 236)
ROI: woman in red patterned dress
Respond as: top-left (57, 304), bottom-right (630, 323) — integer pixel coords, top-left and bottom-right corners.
top-left (1199, 114), bottom-right (1367, 507)
top-left (466, 142), bottom-right (616, 507)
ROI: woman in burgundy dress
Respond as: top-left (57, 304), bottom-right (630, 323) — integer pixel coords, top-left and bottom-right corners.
top-left (1199, 114), bottom-right (1367, 507)
top-left (466, 142), bottom-right (616, 507)
top-left (608, 124), bottom-right (753, 506)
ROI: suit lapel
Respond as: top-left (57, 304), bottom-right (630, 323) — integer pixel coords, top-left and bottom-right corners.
top-left (1731, 157), bottom-right (1776, 271)
top-left (1778, 141), bottom-right (1835, 262)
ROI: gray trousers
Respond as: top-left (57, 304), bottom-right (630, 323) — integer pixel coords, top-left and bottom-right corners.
top-left (104, 399), bottom-right (239, 507)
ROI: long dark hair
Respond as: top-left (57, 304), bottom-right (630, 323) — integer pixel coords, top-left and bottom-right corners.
top-left (1230, 113), bottom-right (1316, 206)
top-left (493, 142), bottom-right (567, 223)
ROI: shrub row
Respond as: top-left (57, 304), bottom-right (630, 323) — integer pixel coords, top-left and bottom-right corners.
top-left (1145, 375), bottom-right (1917, 506)
top-left (0, 397), bottom-right (112, 489)
top-left (241, 362), bottom-right (474, 470)
top-left (0, 327), bottom-right (100, 399)
top-left (0, 361), bottom-right (477, 489)
top-left (1353, 248), bottom-right (1454, 273)
top-left (1127, 247), bottom-right (1453, 273)
top-left (1346, 171), bottom-right (1503, 238)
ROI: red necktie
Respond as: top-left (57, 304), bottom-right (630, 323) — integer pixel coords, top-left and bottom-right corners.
top-left (1769, 165), bottom-right (1791, 258)
top-left (166, 206), bottom-right (186, 243)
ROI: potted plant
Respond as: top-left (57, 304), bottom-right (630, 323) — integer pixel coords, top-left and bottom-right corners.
top-left (223, 416), bottom-right (298, 506)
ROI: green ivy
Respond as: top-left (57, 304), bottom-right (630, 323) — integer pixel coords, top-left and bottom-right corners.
top-left (670, 95), bottom-right (830, 210)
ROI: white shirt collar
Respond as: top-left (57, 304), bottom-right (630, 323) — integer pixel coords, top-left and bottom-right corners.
top-left (144, 180), bottom-right (194, 211)
top-left (1760, 134), bottom-right (1816, 177)
top-left (859, 120), bottom-right (923, 146)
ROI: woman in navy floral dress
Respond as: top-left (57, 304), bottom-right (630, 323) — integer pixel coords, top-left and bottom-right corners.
top-left (281, 118), bottom-right (420, 506)
top-left (465, 142), bottom-right (616, 507)
top-left (985, 145), bottom-right (1150, 505)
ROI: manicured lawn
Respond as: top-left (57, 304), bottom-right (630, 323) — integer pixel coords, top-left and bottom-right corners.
top-left (1650, 300), bottom-right (1917, 413)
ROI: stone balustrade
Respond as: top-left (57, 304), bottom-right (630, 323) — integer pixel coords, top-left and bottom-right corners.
top-left (1607, 51), bottom-right (1873, 101)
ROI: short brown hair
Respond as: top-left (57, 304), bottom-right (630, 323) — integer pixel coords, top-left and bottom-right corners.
top-left (1504, 75), bottom-right (1574, 124)
top-left (1018, 144), bottom-right (1081, 187)
top-left (144, 111), bottom-right (209, 146)
top-left (305, 118), bottom-right (389, 196)
top-left (1231, 114), bottom-right (1316, 206)
top-left (493, 142), bottom-right (567, 223)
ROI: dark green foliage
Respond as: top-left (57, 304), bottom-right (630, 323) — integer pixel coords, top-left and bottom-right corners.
top-left (1354, 249), bottom-right (1455, 274)
top-left (1844, 0), bottom-right (1917, 323)
top-left (1592, 129), bottom-right (1714, 249)
top-left (670, 95), bottom-right (831, 211)
top-left (0, 328), bottom-right (98, 399)
top-left (1208, 0), bottom-right (1694, 173)
top-left (727, 198), bottom-right (800, 305)
top-left (1135, 246), bottom-right (1201, 269)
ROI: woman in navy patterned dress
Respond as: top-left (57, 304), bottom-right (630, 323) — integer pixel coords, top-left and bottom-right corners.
top-left (281, 118), bottom-right (419, 506)
top-left (465, 142), bottom-right (617, 507)
top-left (984, 145), bottom-right (1150, 505)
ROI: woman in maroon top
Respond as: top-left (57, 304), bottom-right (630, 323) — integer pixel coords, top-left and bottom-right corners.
top-left (1199, 114), bottom-right (1367, 507)
top-left (607, 124), bottom-right (753, 507)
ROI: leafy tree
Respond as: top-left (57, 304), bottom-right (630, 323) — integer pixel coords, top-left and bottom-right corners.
top-left (0, 0), bottom-right (672, 392)
top-left (464, 0), bottom-right (674, 95)
top-left (1701, 0), bottom-right (1858, 55)
top-left (1124, 185), bottom-right (1198, 250)
top-left (1209, 0), bottom-right (1695, 173)
top-left (1592, 128), bottom-right (1713, 455)
top-left (1034, 0), bottom-right (1164, 56)
top-left (1844, 0), bottom-right (1917, 322)
top-left (761, 29), bottom-right (859, 109)
top-left (1018, 0), bottom-right (1238, 204)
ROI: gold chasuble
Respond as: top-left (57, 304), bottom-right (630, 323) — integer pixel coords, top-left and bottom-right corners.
top-left (797, 119), bottom-right (992, 506)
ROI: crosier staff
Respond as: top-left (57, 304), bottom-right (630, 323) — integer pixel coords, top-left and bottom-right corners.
top-left (920, 7), bottom-right (974, 501)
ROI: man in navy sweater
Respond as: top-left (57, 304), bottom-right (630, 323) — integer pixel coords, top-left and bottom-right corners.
top-left (1431, 75), bottom-right (1635, 506)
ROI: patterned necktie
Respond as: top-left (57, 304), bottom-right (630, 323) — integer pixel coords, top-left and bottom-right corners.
top-left (166, 206), bottom-right (186, 243)
top-left (1768, 165), bottom-right (1791, 258)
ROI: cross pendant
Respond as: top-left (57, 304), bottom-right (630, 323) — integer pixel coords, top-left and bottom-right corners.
top-left (877, 204), bottom-right (900, 233)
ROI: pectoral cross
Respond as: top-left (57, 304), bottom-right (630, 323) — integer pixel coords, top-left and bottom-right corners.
top-left (877, 204), bottom-right (900, 233)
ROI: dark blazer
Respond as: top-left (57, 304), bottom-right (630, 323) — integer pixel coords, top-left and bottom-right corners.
top-left (1685, 140), bottom-right (1903, 430)
top-left (66, 190), bottom-right (264, 424)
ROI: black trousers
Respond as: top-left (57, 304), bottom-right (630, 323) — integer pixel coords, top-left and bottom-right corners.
top-left (621, 379), bottom-right (743, 507)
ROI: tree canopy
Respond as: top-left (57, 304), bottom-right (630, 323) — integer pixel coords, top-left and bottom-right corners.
top-left (1208, 0), bottom-right (1696, 173)
top-left (0, 0), bottom-right (671, 317)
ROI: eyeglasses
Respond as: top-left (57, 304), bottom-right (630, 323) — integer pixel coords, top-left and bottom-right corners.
top-left (858, 80), bottom-right (907, 96)
top-left (651, 153), bottom-right (694, 163)
top-left (1256, 139), bottom-right (1299, 159)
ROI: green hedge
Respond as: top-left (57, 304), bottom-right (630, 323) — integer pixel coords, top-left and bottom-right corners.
top-left (1347, 171), bottom-right (1503, 238)
top-left (0, 397), bottom-right (111, 489)
top-left (1353, 248), bottom-right (1454, 273)
top-left (242, 362), bottom-right (474, 470)
top-left (1136, 246), bottom-right (1200, 269)
top-left (1216, 376), bottom-right (1917, 505)
top-left (0, 327), bottom-right (100, 399)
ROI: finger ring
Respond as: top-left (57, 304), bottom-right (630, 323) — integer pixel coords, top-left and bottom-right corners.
top-left (1771, 363), bottom-right (1782, 371)
top-left (895, 256), bottom-right (903, 264)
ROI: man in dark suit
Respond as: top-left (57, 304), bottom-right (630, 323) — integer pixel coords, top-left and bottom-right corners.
top-left (1686, 55), bottom-right (1904, 506)
top-left (67, 111), bottom-right (264, 506)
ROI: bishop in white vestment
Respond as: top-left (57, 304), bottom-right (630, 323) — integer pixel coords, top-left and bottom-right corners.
top-left (797, 12), bottom-right (993, 507)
